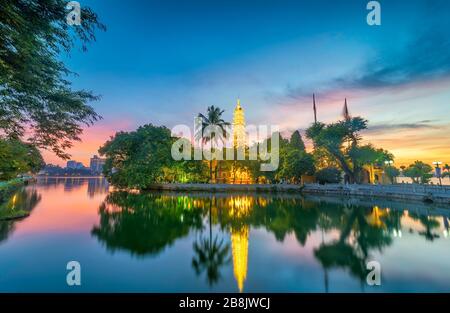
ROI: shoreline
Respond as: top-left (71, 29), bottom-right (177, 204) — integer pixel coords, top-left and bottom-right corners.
top-left (0, 177), bottom-right (34, 221)
top-left (143, 183), bottom-right (450, 206)
top-left (0, 178), bottom-right (32, 203)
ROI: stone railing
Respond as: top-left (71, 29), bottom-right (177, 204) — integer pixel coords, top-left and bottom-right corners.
top-left (302, 183), bottom-right (450, 204)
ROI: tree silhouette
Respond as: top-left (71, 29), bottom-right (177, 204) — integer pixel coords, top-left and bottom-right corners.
top-left (196, 106), bottom-right (230, 182)
top-left (192, 197), bottom-right (230, 286)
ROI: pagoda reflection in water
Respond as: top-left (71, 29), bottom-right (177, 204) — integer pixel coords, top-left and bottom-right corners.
top-left (227, 196), bottom-right (254, 292)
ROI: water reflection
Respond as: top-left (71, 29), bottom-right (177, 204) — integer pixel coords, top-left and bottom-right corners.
top-left (91, 191), bottom-right (204, 256)
top-left (0, 188), bottom-right (41, 243)
top-left (36, 177), bottom-right (109, 197)
top-left (92, 191), bottom-right (450, 292)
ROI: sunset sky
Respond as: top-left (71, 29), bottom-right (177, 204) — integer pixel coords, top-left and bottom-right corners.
top-left (43, 0), bottom-right (450, 166)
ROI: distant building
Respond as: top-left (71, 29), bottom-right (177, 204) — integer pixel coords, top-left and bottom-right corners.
top-left (90, 155), bottom-right (106, 174)
top-left (66, 160), bottom-right (84, 169)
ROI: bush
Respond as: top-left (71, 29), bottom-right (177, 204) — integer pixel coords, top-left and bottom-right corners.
top-left (315, 168), bottom-right (342, 184)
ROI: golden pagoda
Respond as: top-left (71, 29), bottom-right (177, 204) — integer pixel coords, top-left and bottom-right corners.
top-left (215, 99), bottom-right (253, 184)
top-left (232, 98), bottom-right (247, 148)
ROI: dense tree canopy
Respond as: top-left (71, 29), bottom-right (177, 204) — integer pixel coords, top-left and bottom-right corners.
top-left (0, 139), bottom-right (44, 180)
top-left (290, 130), bottom-right (305, 151)
top-left (99, 124), bottom-right (177, 189)
top-left (0, 0), bottom-right (105, 159)
top-left (315, 167), bottom-right (342, 185)
top-left (404, 161), bottom-right (433, 184)
top-left (384, 166), bottom-right (400, 184)
top-left (306, 117), bottom-right (393, 183)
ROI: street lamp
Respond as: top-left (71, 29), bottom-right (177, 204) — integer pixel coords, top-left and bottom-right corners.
top-left (433, 161), bottom-right (443, 186)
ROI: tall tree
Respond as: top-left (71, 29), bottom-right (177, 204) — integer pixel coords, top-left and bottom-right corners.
top-left (0, 0), bottom-right (105, 159)
top-left (290, 130), bottom-right (306, 151)
top-left (99, 124), bottom-right (175, 189)
top-left (278, 149), bottom-right (315, 183)
top-left (384, 166), bottom-right (400, 184)
top-left (196, 106), bottom-right (230, 182)
top-left (404, 161), bottom-right (433, 184)
top-left (306, 116), bottom-right (392, 184)
top-left (306, 118), bottom-right (366, 183)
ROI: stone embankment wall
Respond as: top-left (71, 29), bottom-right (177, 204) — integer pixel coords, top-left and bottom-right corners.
top-left (146, 183), bottom-right (450, 205)
top-left (146, 183), bottom-right (304, 193)
top-left (302, 183), bottom-right (450, 205)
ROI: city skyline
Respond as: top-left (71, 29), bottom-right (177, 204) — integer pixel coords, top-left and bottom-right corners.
top-left (42, 0), bottom-right (450, 166)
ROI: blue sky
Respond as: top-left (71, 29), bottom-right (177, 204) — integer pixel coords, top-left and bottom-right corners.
top-left (47, 0), bottom-right (450, 165)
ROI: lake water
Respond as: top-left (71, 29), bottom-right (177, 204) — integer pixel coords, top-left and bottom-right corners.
top-left (0, 177), bottom-right (449, 292)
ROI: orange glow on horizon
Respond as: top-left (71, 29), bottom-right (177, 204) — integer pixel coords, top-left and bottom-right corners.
top-left (42, 119), bottom-right (134, 167)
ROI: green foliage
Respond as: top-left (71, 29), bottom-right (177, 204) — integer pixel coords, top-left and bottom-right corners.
top-left (196, 106), bottom-right (230, 182)
top-left (275, 132), bottom-right (314, 183)
top-left (315, 167), bottom-right (342, 184)
top-left (196, 106), bottom-right (230, 146)
top-left (278, 149), bottom-right (315, 183)
top-left (165, 158), bottom-right (209, 183)
top-left (404, 161), bottom-right (433, 184)
top-left (0, 188), bottom-right (41, 221)
top-left (92, 191), bottom-right (204, 256)
top-left (192, 236), bottom-right (231, 286)
top-left (0, 0), bottom-right (105, 158)
top-left (306, 117), bottom-right (393, 184)
top-left (312, 146), bottom-right (340, 170)
top-left (290, 130), bottom-right (305, 151)
top-left (384, 166), bottom-right (400, 184)
top-left (349, 144), bottom-right (393, 169)
top-left (0, 139), bottom-right (44, 180)
top-left (99, 124), bottom-right (209, 189)
top-left (99, 124), bottom-right (176, 189)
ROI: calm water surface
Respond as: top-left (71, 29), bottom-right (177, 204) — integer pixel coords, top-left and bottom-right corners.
top-left (0, 177), bottom-right (449, 292)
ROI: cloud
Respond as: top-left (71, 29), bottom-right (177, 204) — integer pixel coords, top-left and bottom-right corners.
top-left (365, 120), bottom-right (439, 133)
top-left (284, 8), bottom-right (450, 102)
top-left (338, 31), bottom-right (450, 91)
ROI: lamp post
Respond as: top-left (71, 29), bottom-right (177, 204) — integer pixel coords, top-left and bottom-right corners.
top-left (433, 161), bottom-right (442, 186)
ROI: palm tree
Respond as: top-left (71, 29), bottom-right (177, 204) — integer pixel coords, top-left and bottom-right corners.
top-left (444, 164), bottom-right (450, 181)
top-left (196, 106), bottom-right (230, 182)
top-left (444, 164), bottom-right (450, 173)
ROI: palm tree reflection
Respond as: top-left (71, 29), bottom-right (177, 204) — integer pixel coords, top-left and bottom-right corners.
top-left (192, 235), bottom-right (230, 286)
top-left (192, 197), bottom-right (231, 287)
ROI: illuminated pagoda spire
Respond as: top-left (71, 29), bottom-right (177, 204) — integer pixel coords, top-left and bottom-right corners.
top-left (232, 98), bottom-right (247, 148)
